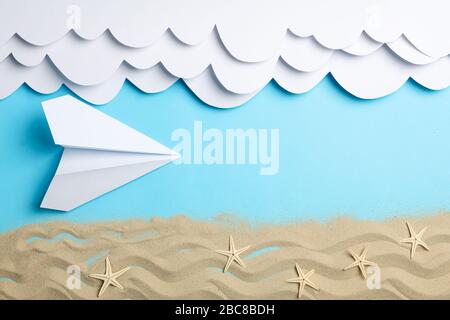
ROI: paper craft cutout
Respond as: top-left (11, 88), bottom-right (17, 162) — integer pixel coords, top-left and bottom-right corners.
top-left (40, 95), bottom-right (179, 211)
top-left (1, 0), bottom-right (449, 56)
top-left (342, 32), bottom-right (383, 56)
top-left (3, 48), bottom-right (448, 108)
top-left (1, 0), bottom-right (449, 107)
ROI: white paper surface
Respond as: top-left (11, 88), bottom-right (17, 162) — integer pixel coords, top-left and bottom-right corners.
top-left (40, 95), bottom-right (179, 211)
top-left (2, 0), bottom-right (449, 55)
top-left (0, 0), bottom-right (449, 107)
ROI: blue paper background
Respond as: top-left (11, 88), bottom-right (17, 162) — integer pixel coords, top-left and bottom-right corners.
top-left (1, 77), bottom-right (450, 232)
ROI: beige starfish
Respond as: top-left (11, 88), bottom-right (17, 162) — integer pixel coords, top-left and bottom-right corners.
top-left (343, 248), bottom-right (377, 279)
top-left (287, 264), bottom-right (319, 299)
top-left (400, 221), bottom-right (430, 259)
top-left (216, 235), bottom-right (250, 273)
top-left (89, 256), bottom-right (131, 297)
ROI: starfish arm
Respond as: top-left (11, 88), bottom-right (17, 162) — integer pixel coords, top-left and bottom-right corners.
top-left (295, 264), bottom-right (305, 278)
top-left (305, 279), bottom-right (319, 291)
top-left (223, 256), bottom-right (234, 273)
top-left (360, 248), bottom-right (368, 260)
top-left (304, 269), bottom-right (315, 279)
top-left (406, 222), bottom-right (416, 237)
top-left (417, 239), bottom-right (430, 251)
top-left (234, 255), bottom-right (246, 268)
top-left (417, 227), bottom-right (428, 238)
top-left (216, 250), bottom-right (232, 257)
top-left (112, 267), bottom-right (131, 279)
top-left (363, 260), bottom-right (377, 267)
top-left (98, 279), bottom-right (111, 297)
top-left (348, 250), bottom-right (359, 261)
top-left (343, 261), bottom-right (359, 271)
top-left (287, 277), bottom-right (302, 284)
top-left (411, 242), bottom-right (418, 259)
top-left (298, 281), bottom-right (306, 299)
top-left (400, 237), bottom-right (414, 244)
top-left (235, 246), bottom-right (250, 255)
top-left (359, 264), bottom-right (368, 279)
top-left (110, 278), bottom-right (124, 289)
top-left (89, 274), bottom-right (108, 281)
top-left (105, 257), bottom-right (112, 277)
top-left (229, 236), bottom-right (236, 253)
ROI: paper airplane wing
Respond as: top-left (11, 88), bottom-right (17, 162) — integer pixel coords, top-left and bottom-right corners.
top-left (42, 95), bottom-right (178, 155)
top-left (40, 95), bottom-right (179, 211)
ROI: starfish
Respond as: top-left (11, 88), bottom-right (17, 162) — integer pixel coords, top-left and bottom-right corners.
top-left (287, 264), bottom-right (319, 299)
top-left (89, 256), bottom-right (131, 297)
top-left (400, 221), bottom-right (430, 259)
top-left (343, 247), bottom-right (377, 279)
top-left (216, 235), bottom-right (250, 273)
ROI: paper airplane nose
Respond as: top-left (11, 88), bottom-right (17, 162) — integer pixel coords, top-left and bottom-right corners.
top-left (40, 95), bottom-right (179, 212)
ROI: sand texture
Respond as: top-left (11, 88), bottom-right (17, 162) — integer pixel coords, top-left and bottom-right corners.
top-left (1, 214), bottom-right (450, 300)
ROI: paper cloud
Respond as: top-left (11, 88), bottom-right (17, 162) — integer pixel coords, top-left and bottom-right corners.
top-left (0, 0), bottom-right (449, 107)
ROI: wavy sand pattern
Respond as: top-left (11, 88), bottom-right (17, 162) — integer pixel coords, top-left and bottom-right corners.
top-left (1, 214), bottom-right (450, 299)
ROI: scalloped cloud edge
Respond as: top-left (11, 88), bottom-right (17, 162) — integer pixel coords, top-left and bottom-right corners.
top-left (0, 0), bottom-right (449, 107)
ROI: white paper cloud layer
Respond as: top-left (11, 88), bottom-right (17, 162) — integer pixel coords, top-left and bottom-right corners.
top-left (0, 0), bottom-right (449, 107)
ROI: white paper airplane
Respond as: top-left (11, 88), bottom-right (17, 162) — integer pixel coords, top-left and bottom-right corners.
top-left (40, 95), bottom-right (179, 211)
